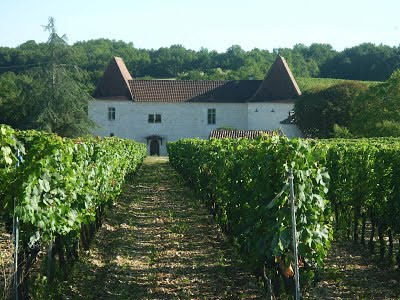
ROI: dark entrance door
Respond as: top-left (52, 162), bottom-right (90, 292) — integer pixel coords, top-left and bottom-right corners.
top-left (150, 139), bottom-right (160, 156)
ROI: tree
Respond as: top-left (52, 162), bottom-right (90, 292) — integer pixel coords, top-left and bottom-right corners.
top-left (24, 17), bottom-right (94, 137)
top-left (350, 69), bottom-right (400, 137)
top-left (0, 72), bottom-right (33, 128)
top-left (320, 43), bottom-right (400, 81)
top-left (294, 82), bottom-right (368, 137)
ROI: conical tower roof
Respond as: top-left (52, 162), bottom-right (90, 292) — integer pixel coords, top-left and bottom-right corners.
top-left (93, 57), bottom-right (133, 99)
top-left (249, 55), bottom-right (301, 102)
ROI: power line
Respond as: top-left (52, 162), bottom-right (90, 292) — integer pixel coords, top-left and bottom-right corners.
top-left (0, 61), bottom-right (50, 70)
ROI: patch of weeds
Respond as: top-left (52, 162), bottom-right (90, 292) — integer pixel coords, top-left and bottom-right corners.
top-left (147, 272), bottom-right (158, 284)
top-left (216, 249), bottom-right (227, 266)
top-left (170, 223), bottom-right (189, 234)
top-left (148, 245), bottom-right (160, 266)
top-left (167, 210), bottom-right (176, 220)
top-left (178, 276), bottom-right (191, 285)
top-left (324, 267), bottom-right (342, 283)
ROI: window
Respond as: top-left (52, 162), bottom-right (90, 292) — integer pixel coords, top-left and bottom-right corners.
top-left (148, 114), bottom-right (154, 123)
top-left (207, 108), bottom-right (216, 125)
top-left (108, 107), bottom-right (115, 120)
top-left (148, 114), bottom-right (161, 123)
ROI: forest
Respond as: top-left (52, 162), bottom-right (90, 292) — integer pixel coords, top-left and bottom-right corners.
top-left (1, 39), bottom-right (400, 93)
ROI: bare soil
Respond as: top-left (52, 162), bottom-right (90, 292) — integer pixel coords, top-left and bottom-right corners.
top-left (0, 228), bottom-right (13, 299)
top-left (62, 157), bottom-right (263, 299)
top-left (305, 241), bottom-right (400, 299)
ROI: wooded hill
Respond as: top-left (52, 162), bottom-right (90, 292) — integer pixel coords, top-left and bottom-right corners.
top-left (0, 39), bottom-right (399, 93)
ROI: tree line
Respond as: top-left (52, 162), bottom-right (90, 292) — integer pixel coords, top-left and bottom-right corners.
top-left (1, 39), bottom-right (400, 93)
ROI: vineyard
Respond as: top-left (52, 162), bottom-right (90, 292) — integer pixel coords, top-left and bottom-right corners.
top-left (168, 136), bottom-right (400, 296)
top-left (296, 77), bottom-right (379, 91)
top-left (1, 126), bottom-right (400, 298)
top-left (0, 125), bottom-right (146, 298)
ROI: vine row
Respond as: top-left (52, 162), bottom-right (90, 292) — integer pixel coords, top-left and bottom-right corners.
top-left (167, 137), bottom-right (331, 295)
top-left (0, 125), bottom-right (146, 297)
top-left (168, 136), bottom-right (400, 296)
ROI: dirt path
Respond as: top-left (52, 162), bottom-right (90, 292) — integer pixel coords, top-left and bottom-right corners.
top-left (63, 157), bottom-right (263, 299)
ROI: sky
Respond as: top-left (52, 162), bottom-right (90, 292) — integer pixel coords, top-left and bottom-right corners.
top-left (0, 0), bottom-right (399, 52)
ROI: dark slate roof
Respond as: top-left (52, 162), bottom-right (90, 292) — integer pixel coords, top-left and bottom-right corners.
top-left (209, 129), bottom-right (282, 139)
top-left (249, 55), bottom-right (301, 102)
top-left (93, 57), bottom-right (133, 99)
top-left (129, 80), bottom-right (262, 102)
top-left (280, 114), bottom-right (296, 124)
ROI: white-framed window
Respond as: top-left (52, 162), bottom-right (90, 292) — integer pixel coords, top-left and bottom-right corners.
top-left (148, 114), bottom-right (162, 123)
top-left (108, 107), bottom-right (115, 120)
top-left (207, 108), bottom-right (216, 125)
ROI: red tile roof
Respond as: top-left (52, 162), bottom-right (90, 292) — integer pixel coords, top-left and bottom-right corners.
top-left (129, 80), bottom-right (262, 102)
top-left (209, 129), bottom-right (282, 139)
top-left (130, 80), bottom-right (225, 102)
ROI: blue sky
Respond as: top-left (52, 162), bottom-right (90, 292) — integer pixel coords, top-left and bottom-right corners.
top-left (1, 0), bottom-right (399, 52)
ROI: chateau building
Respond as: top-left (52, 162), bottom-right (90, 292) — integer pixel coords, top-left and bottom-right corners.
top-left (89, 56), bottom-right (302, 155)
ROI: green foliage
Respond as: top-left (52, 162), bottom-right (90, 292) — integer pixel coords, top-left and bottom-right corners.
top-left (168, 135), bottom-right (400, 294)
top-left (1, 39), bottom-right (396, 89)
top-left (0, 124), bottom-right (146, 246)
top-left (319, 138), bottom-right (400, 262)
top-left (31, 18), bottom-right (94, 136)
top-left (320, 43), bottom-right (400, 81)
top-left (167, 137), bottom-right (332, 294)
top-left (350, 70), bottom-right (400, 137)
top-left (295, 82), bottom-right (368, 137)
top-left (0, 18), bottom-right (95, 137)
top-left (0, 125), bottom-right (22, 196)
top-left (296, 77), bottom-right (378, 92)
top-left (0, 72), bottom-right (34, 128)
top-left (332, 124), bottom-right (353, 138)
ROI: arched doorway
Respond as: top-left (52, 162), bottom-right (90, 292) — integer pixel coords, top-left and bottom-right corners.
top-left (150, 140), bottom-right (160, 156)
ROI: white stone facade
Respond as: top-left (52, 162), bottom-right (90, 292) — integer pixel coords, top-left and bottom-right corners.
top-left (247, 102), bottom-right (302, 137)
top-left (89, 99), bottom-right (301, 156)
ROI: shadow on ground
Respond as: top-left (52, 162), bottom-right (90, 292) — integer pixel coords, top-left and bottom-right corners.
top-left (63, 156), bottom-right (263, 299)
top-left (306, 240), bottom-right (400, 299)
